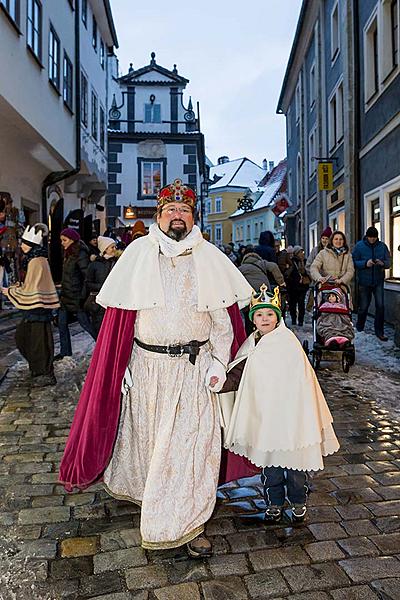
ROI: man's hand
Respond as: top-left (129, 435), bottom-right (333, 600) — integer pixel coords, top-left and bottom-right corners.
top-left (1, 287), bottom-right (8, 295)
top-left (375, 259), bottom-right (384, 266)
top-left (209, 376), bottom-right (219, 388)
top-left (366, 259), bottom-right (375, 267)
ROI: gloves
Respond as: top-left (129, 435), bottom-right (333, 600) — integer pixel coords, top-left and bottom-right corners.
top-left (206, 359), bottom-right (227, 393)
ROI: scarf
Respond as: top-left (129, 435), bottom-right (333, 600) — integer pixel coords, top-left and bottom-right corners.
top-left (332, 246), bottom-right (347, 256)
top-left (148, 223), bottom-right (203, 258)
top-left (22, 245), bottom-right (48, 269)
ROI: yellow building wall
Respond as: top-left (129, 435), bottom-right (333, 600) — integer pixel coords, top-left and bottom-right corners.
top-left (207, 191), bottom-right (246, 245)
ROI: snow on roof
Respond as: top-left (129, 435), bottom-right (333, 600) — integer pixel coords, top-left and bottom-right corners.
top-left (209, 158), bottom-right (265, 191)
top-left (230, 159), bottom-right (287, 217)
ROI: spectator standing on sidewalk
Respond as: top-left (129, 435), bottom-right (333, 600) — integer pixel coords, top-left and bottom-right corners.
top-left (310, 231), bottom-right (354, 287)
top-left (255, 231), bottom-right (276, 262)
top-left (55, 228), bottom-right (95, 361)
top-left (2, 224), bottom-right (60, 386)
top-left (285, 246), bottom-right (310, 326)
top-left (84, 236), bottom-right (118, 338)
top-left (305, 227), bottom-right (332, 276)
top-left (352, 226), bottom-right (391, 341)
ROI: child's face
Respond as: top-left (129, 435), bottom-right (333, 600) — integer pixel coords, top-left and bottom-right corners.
top-left (253, 308), bottom-right (278, 335)
top-left (328, 294), bottom-right (338, 303)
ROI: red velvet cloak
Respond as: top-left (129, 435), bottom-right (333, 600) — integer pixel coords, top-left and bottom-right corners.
top-left (59, 304), bottom-right (257, 492)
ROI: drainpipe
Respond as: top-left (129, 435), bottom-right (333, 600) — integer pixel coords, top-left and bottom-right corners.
top-left (353, 0), bottom-right (361, 242)
top-left (41, 0), bottom-right (81, 221)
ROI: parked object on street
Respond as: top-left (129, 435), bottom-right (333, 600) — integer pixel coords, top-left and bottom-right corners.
top-left (59, 178), bottom-right (255, 557)
top-left (310, 230), bottom-right (354, 287)
top-left (55, 228), bottom-right (95, 361)
top-left (2, 223), bottom-right (59, 386)
top-left (218, 285), bottom-right (340, 523)
top-left (303, 282), bottom-right (355, 373)
top-left (84, 237), bottom-right (118, 338)
top-left (352, 227), bottom-right (391, 342)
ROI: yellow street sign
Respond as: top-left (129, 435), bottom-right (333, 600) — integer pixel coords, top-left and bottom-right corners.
top-left (318, 162), bottom-right (334, 191)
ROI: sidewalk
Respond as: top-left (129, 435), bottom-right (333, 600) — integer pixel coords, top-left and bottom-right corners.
top-left (0, 329), bottom-right (399, 600)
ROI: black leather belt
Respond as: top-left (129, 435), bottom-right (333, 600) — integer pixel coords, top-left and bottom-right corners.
top-left (134, 338), bottom-right (209, 365)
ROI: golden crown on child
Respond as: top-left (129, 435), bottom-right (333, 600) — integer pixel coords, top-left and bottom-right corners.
top-left (250, 284), bottom-right (281, 311)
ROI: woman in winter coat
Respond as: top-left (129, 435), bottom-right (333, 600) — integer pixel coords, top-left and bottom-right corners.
top-left (84, 236), bottom-right (118, 338)
top-left (310, 231), bottom-right (355, 287)
top-left (239, 250), bottom-right (285, 335)
top-left (55, 228), bottom-right (95, 360)
top-left (285, 246), bottom-right (310, 326)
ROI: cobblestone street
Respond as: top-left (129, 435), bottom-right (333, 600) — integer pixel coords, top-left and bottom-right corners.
top-left (0, 328), bottom-right (399, 600)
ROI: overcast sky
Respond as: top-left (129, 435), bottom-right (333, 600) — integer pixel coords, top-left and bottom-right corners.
top-left (110, 0), bottom-right (302, 167)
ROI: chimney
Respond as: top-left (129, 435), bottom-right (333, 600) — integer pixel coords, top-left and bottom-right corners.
top-left (269, 161), bottom-right (275, 172)
top-left (262, 158), bottom-right (268, 170)
top-left (217, 156), bottom-right (229, 165)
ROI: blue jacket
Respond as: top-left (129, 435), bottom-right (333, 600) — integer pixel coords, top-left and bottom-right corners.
top-left (352, 238), bottom-right (391, 286)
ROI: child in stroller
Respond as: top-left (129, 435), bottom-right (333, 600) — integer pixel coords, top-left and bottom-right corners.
top-left (316, 286), bottom-right (354, 348)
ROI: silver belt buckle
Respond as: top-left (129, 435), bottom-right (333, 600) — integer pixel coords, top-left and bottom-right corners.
top-left (167, 344), bottom-right (184, 358)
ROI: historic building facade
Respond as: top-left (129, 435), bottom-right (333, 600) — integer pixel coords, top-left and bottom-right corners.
top-left (205, 156), bottom-right (266, 246)
top-left (0, 0), bottom-right (118, 279)
top-left (278, 0), bottom-right (400, 338)
top-left (105, 52), bottom-right (207, 229)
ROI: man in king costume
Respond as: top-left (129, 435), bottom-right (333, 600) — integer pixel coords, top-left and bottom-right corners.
top-left (59, 179), bottom-right (253, 556)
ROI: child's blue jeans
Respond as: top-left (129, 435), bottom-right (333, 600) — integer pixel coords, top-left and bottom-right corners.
top-left (261, 466), bottom-right (308, 506)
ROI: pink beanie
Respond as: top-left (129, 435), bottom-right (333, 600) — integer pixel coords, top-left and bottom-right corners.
top-left (61, 228), bottom-right (80, 242)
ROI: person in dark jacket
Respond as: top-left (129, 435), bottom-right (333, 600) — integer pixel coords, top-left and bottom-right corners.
top-left (55, 228), bottom-right (95, 360)
top-left (84, 236), bottom-right (118, 337)
top-left (254, 231), bottom-right (276, 262)
top-left (87, 235), bottom-right (100, 262)
top-left (285, 246), bottom-right (310, 326)
top-left (352, 226), bottom-right (391, 341)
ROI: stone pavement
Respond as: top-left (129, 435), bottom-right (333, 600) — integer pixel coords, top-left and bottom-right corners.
top-left (0, 340), bottom-right (400, 600)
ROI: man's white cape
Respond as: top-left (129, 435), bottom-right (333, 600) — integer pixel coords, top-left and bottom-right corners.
top-left (97, 224), bottom-right (252, 311)
top-left (220, 320), bottom-right (340, 471)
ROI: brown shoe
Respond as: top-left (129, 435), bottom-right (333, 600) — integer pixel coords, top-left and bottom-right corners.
top-left (187, 534), bottom-right (212, 558)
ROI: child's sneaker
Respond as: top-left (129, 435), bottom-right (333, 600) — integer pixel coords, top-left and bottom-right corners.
top-left (264, 505), bottom-right (283, 523)
top-left (292, 504), bottom-right (307, 522)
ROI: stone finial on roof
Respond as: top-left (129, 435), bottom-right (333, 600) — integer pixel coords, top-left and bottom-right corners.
top-left (128, 63), bottom-right (134, 73)
top-left (173, 64), bottom-right (178, 74)
top-left (150, 52), bottom-right (156, 65)
top-left (188, 96), bottom-right (193, 110)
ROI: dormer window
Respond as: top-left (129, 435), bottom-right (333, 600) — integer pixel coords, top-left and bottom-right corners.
top-left (145, 103), bottom-right (161, 123)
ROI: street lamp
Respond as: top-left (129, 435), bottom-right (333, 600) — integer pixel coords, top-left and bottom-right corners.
top-left (200, 180), bottom-right (209, 231)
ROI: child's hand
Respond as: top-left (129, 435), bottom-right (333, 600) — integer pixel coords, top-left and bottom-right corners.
top-left (209, 376), bottom-right (219, 388)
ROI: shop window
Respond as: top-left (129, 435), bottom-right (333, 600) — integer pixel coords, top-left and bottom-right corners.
top-left (390, 191), bottom-right (400, 278)
top-left (371, 198), bottom-right (381, 238)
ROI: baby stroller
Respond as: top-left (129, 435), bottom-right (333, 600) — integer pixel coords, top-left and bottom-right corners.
top-left (302, 282), bottom-right (355, 373)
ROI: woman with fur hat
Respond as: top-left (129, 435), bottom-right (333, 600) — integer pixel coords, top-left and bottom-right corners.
top-left (84, 236), bottom-right (118, 338)
top-left (55, 228), bottom-right (95, 360)
top-left (218, 285), bottom-right (339, 523)
top-left (2, 223), bottom-right (60, 386)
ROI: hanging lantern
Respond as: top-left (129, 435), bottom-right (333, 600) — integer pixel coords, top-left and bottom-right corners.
top-left (124, 205), bottom-right (136, 219)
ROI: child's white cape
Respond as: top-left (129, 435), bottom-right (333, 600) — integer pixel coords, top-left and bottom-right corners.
top-left (221, 320), bottom-right (339, 471)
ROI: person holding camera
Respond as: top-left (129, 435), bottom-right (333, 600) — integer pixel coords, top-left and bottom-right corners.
top-left (352, 227), bottom-right (391, 341)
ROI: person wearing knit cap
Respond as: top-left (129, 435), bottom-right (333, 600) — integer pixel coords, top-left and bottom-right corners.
top-left (2, 224), bottom-right (59, 386)
top-left (55, 229), bottom-right (95, 360)
top-left (352, 226), bottom-right (391, 341)
top-left (218, 284), bottom-right (339, 523)
top-left (84, 237), bottom-right (117, 338)
top-left (305, 227), bottom-right (332, 276)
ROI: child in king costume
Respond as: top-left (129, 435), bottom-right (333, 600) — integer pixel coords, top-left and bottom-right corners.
top-left (219, 285), bottom-right (339, 522)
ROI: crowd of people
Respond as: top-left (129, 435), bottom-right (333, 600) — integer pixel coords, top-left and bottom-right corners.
top-left (0, 178), bottom-right (393, 559)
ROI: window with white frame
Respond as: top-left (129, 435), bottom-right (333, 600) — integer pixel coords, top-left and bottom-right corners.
top-left (49, 25), bottom-right (60, 90)
top-left (92, 14), bottom-right (97, 51)
top-left (63, 52), bottom-right (73, 111)
top-left (370, 198), bottom-right (381, 238)
top-left (246, 223), bottom-right (251, 240)
top-left (309, 62), bottom-right (316, 108)
top-left (100, 106), bottom-right (105, 151)
top-left (381, 0), bottom-right (399, 79)
top-left (331, 1), bottom-right (340, 61)
top-left (295, 78), bottom-right (301, 123)
top-left (390, 190), bottom-right (400, 278)
top-left (287, 106), bottom-right (292, 144)
top-left (296, 154), bottom-right (303, 206)
top-left (236, 225), bottom-right (240, 241)
top-left (81, 71), bottom-right (88, 126)
top-left (308, 127), bottom-right (317, 178)
top-left (1, 0), bottom-right (19, 25)
top-left (27, 0), bottom-right (42, 61)
top-left (328, 80), bottom-right (344, 150)
top-left (91, 91), bottom-right (98, 140)
top-left (309, 222), bottom-right (318, 251)
top-left (364, 13), bottom-right (379, 101)
top-left (81, 0), bottom-right (87, 26)
top-left (205, 198), bottom-right (211, 215)
top-left (254, 221), bottom-right (259, 239)
top-left (144, 103), bottom-right (161, 123)
top-left (215, 197), bottom-right (222, 213)
top-left (100, 39), bottom-right (105, 69)
top-left (142, 162), bottom-right (162, 196)
top-left (215, 224), bottom-right (222, 245)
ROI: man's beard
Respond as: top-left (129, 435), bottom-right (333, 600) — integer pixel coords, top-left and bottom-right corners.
top-left (166, 220), bottom-right (188, 241)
